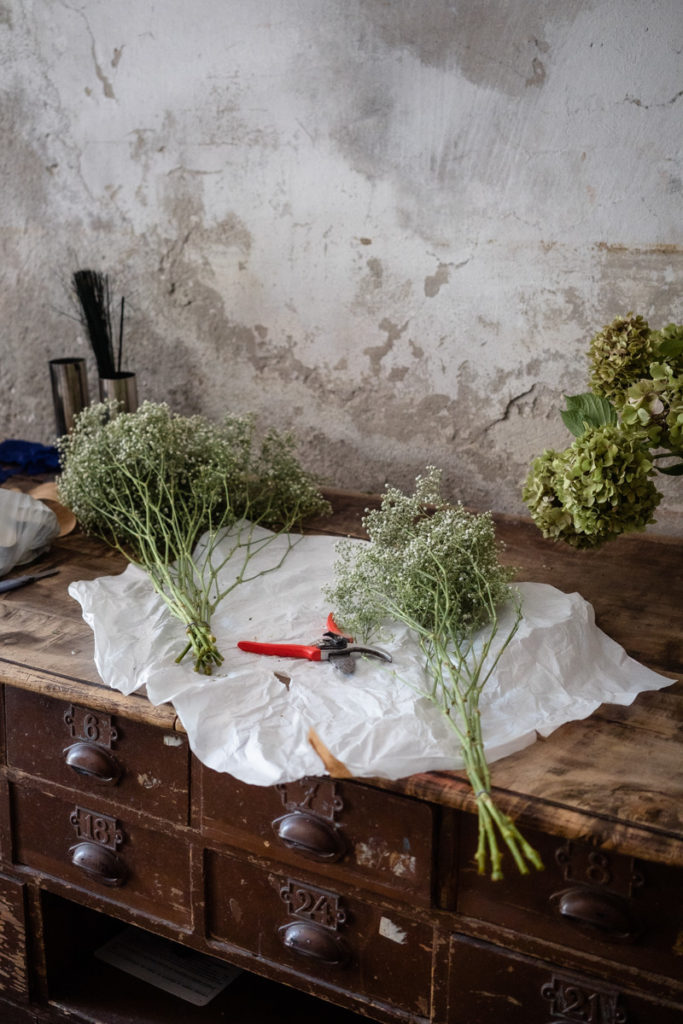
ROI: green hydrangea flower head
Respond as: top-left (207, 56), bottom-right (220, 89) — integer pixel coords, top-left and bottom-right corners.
top-left (652, 322), bottom-right (683, 374)
top-left (620, 362), bottom-right (683, 452)
top-left (521, 449), bottom-right (574, 542)
top-left (523, 426), bottom-right (661, 548)
top-left (588, 314), bottom-right (654, 406)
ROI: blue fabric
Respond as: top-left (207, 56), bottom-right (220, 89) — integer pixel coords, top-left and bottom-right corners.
top-left (0, 439), bottom-right (60, 484)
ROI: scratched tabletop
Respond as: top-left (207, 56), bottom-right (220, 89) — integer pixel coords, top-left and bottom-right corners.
top-left (1, 481), bottom-right (681, 865)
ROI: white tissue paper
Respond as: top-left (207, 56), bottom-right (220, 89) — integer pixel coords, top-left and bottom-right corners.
top-left (69, 526), bottom-right (673, 786)
top-left (0, 489), bottom-right (60, 576)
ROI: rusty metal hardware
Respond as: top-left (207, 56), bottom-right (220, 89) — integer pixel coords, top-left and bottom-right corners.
top-left (551, 886), bottom-right (640, 942)
top-left (64, 741), bottom-right (121, 784)
top-left (273, 811), bottom-right (346, 862)
top-left (278, 920), bottom-right (349, 966)
top-left (69, 842), bottom-right (127, 887)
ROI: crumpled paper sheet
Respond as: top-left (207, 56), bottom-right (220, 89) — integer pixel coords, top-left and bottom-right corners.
top-left (69, 526), bottom-right (673, 787)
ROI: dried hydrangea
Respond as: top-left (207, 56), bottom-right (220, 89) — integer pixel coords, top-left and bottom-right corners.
top-left (652, 321), bottom-right (683, 368)
top-left (58, 401), bottom-right (329, 672)
top-left (326, 468), bottom-right (542, 880)
top-left (589, 313), bottom-right (654, 406)
top-left (523, 426), bottom-right (661, 548)
top-left (521, 448), bottom-right (574, 542)
top-left (526, 313), bottom-right (682, 547)
top-left (621, 361), bottom-right (683, 453)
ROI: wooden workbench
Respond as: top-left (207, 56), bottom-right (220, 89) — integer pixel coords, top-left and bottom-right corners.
top-left (0, 487), bottom-right (681, 1022)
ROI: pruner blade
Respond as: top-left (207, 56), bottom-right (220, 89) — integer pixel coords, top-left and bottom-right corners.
top-left (237, 619), bottom-right (392, 675)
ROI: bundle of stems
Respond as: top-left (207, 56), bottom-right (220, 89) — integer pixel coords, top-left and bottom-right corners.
top-left (72, 269), bottom-right (125, 377)
top-left (326, 468), bottom-right (544, 879)
top-left (57, 401), bottom-right (330, 673)
top-left (381, 555), bottom-right (543, 880)
top-left (99, 458), bottom-right (314, 674)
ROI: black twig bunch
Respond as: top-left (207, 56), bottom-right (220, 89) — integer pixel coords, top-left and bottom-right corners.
top-left (72, 269), bottom-right (125, 378)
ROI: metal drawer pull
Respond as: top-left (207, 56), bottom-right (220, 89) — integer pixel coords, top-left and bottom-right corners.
top-left (555, 887), bottom-right (638, 941)
top-left (273, 812), bottom-right (345, 862)
top-left (70, 842), bottom-right (127, 887)
top-left (64, 742), bottom-right (121, 784)
top-left (279, 921), bottom-right (349, 965)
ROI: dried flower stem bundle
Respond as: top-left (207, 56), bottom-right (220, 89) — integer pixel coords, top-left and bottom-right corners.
top-left (326, 468), bottom-right (543, 879)
top-left (72, 270), bottom-right (119, 378)
top-left (392, 580), bottom-right (540, 879)
top-left (57, 401), bottom-right (329, 673)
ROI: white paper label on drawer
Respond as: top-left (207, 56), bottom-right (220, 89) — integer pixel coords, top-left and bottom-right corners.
top-left (379, 916), bottom-right (407, 944)
top-left (163, 734), bottom-right (184, 747)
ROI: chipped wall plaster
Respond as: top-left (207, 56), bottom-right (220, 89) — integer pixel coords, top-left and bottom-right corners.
top-left (0, 0), bottom-right (681, 533)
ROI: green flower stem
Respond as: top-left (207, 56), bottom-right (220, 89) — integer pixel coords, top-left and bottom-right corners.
top-left (58, 402), bottom-right (329, 674)
top-left (422, 633), bottom-right (543, 879)
top-left (459, 731), bottom-right (543, 879)
top-left (378, 567), bottom-right (543, 880)
top-left (325, 467), bottom-right (544, 878)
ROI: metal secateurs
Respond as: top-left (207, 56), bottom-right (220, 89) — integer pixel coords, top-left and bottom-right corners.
top-left (237, 614), bottom-right (391, 675)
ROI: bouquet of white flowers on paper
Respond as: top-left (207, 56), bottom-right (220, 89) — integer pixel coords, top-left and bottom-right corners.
top-left (57, 401), bottom-right (329, 673)
top-left (326, 468), bottom-right (543, 880)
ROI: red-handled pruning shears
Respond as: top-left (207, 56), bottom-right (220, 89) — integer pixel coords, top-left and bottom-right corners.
top-left (237, 613), bottom-right (392, 675)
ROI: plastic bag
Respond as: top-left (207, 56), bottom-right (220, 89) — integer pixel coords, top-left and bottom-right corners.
top-left (0, 489), bottom-right (60, 576)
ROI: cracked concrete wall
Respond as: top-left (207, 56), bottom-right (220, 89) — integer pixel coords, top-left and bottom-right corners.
top-left (1, 0), bottom-right (681, 532)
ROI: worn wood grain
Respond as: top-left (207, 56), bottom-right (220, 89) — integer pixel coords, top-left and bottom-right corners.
top-left (0, 662), bottom-right (180, 731)
top-left (1, 484), bottom-right (681, 864)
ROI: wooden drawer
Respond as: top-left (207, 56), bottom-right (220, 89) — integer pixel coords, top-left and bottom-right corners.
top-left (206, 848), bottom-right (433, 1019)
top-left (447, 934), bottom-right (682, 1024)
top-left (0, 872), bottom-right (29, 1005)
top-left (10, 783), bottom-right (192, 927)
top-left (199, 770), bottom-right (434, 905)
top-left (452, 818), bottom-right (683, 983)
top-left (5, 689), bottom-right (189, 824)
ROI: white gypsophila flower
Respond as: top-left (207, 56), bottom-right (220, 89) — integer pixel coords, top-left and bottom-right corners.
top-left (57, 400), bottom-right (330, 673)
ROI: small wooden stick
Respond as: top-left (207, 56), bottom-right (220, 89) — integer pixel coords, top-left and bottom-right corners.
top-left (307, 727), bottom-right (353, 778)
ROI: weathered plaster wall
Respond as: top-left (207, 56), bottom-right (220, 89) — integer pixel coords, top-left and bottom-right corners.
top-left (1, 0), bottom-right (681, 530)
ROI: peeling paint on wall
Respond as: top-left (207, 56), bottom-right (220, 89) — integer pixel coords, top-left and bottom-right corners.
top-left (0, 0), bottom-right (681, 534)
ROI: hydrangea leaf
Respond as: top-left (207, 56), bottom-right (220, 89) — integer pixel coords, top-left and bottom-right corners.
top-left (560, 393), bottom-right (618, 438)
top-left (654, 323), bottom-right (683, 364)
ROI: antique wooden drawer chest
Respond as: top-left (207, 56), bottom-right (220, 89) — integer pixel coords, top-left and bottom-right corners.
top-left (0, 490), bottom-right (681, 1023)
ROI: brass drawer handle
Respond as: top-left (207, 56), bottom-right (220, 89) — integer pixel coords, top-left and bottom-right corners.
top-left (553, 886), bottom-right (639, 941)
top-left (64, 742), bottom-right (121, 784)
top-left (279, 920), bottom-right (349, 966)
top-left (70, 842), bottom-right (127, 887)
top-left (272, 812), bottom-right (346, 862)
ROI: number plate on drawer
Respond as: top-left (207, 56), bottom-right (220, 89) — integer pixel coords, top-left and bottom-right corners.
top-left (448, 934), bottom-right (682, 1024)
top-left (206, 848), bottom-right (433, 1018)
top-left (199, 771), bottom-right (434, 903)
top-left (10, 784), bottom-right (192, 927)
top-left (452, 816), bottom-right (683, 983)
top-left (5, 689), bottom-right (189, 824)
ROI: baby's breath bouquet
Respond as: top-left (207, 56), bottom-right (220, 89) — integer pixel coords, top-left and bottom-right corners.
top-left (524, 314), bottom-right (683, 548)
top-left (326, 468), bottom-right (543, 880)
top-left (57, 401), bottom-right (329, 673)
